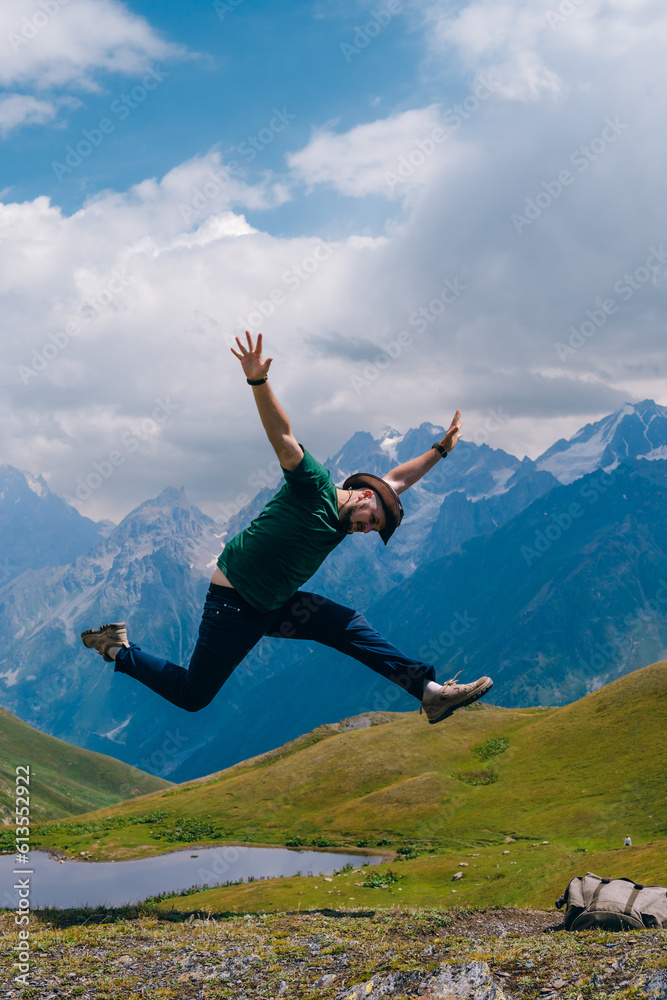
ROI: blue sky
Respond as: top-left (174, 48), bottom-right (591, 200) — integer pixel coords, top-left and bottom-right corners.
top-left (1, 0), bottom-right (667, 521)
top-left (2, 0), bottom-right (432, 233)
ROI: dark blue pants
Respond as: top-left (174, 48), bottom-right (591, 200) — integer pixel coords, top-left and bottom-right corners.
top-left (114, 583), bottom-right (435, 712)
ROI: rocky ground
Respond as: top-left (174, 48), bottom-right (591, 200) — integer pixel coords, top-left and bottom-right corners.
top-left (1, 906), bottom-right (666, 999)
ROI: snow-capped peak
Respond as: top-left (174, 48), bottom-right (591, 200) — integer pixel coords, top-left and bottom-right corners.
top-left (378, 427), bottom-right (404, 462)
top-left (25, 473), bottom-right (49, 499)
top-left (536, 399), bottom-right (667, 483)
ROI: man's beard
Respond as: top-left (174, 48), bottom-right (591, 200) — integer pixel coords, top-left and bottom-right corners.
top-left (338, 493), bottom-right (358, 533)
top-left (338, 506), bottom-right (354, 533)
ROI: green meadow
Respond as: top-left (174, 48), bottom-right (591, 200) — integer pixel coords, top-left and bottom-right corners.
top-left (0, 704), bottom-right (171, 827)
top-left (9, 659), bottom-right (666, 915)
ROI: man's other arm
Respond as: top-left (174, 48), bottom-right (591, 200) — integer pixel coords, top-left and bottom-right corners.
top-left (384, 409), bottom-right (462, 495)
top-left (231, 331), bottom-right (304, 471)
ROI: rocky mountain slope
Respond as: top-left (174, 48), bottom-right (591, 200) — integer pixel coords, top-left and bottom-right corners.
top-left (0, 465), bottom-right (107, 585)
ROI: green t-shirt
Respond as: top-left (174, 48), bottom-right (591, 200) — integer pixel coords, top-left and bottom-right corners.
top-left (217, 447), bottom-right (347, 612)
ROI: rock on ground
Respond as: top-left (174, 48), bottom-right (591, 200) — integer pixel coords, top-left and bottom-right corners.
top-left (336, 961), bottom-right (510, 999)
top-left (635, 970), bottom-right (667, 999)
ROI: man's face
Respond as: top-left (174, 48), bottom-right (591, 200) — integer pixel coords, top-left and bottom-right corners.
top-left (339, 489), bottom-right (387, 535)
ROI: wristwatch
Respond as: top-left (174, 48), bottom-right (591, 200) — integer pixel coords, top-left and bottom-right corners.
top-left (431, 442), bottom-right (448, 457)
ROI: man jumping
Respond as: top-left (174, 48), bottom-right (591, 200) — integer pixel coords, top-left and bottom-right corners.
top-left (81, 332), bottom-right (492, 724)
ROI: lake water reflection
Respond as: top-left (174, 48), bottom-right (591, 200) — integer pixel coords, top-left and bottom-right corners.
top-left (0, 845), bottom-right (381, 910)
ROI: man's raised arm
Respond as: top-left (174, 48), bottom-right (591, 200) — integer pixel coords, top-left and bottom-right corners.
top-left (231, 331), bottom-right (304, 471)
top-left (384, 409), bottom-right (462, 495)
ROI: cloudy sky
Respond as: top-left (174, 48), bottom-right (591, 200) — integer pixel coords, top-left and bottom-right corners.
top-left (1, 0), bottom-right (666, 522)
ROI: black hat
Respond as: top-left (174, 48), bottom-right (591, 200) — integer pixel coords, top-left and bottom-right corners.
top-left (342, 472), bottom-right (404, 544)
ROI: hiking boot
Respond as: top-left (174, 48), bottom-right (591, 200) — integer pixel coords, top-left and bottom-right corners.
top-left (420, 672), bottom-right (493, 724)
top-left (81, 622), bottom-right (129, 662)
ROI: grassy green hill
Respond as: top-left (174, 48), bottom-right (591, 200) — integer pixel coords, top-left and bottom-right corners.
top-left (0, 704), bottom-right (173, 834)
top-left (15, 661), bottom-right (667, 911)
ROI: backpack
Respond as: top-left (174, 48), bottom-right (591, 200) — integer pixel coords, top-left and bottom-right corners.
top-left (555, 871), bottom-right (667, 931)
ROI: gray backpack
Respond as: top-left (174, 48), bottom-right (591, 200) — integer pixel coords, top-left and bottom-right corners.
top-left (556, 872), bottom-right (667, 930)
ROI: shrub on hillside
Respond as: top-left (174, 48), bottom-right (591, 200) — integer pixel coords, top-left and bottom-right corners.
top-left (396, 845), bottom-right (420, 860)
top-left (361, 869), bottom-right (405, 888)
top-left (454, 770), bottom-right (499, 786)
top-left (471, 736), bottom-right (510, 760)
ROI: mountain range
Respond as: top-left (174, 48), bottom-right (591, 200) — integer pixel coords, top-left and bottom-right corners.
top-left (0, 466), bottom-right (107, 585)
top-left (0, 398), bottom-right (666, 782)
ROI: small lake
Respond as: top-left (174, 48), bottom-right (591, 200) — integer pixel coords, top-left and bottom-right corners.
top-left (0, 845), bottom-right (382, 910)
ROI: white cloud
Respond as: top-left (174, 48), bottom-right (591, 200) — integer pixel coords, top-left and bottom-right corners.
top-left (420, 0), bottom-right (562, 101)
top-left (0, 153), bottom-right (385, 519)
top-left (0, 92), bottom-right (80, 134)
top-left (0, 0), bottom-right (184, 91)
top-left (0, 131), bottom-right (658, 524)
top-left (2, 1), bottom-right (667, 523)
top-left (287, 106), bottom-right (454, 199)
top-left (420, 0), bottom-right (667, 101)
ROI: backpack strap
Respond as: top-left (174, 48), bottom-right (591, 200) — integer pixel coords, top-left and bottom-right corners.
top-left (590, 877), bottom-right (611, 908)
top-left (623, 884), bottom-right (644, 919)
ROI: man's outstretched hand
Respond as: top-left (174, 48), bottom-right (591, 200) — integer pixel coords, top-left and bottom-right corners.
top-left (231, 330), bottom-right (303, 471)
top-left (384, 407), bottom-right (463, 494)
top-left (441, 409), bottom-right (463, 453)
top-left (231, 331), bottom-right (273, 381)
